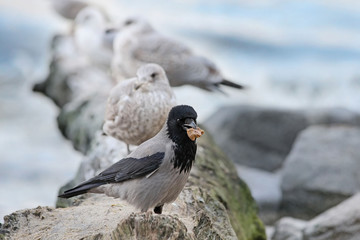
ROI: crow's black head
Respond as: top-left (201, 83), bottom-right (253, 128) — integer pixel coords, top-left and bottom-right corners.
top-left (167, 105), bottom-right (199, 173)
top-left (167, 105), bottom-right (198, 143)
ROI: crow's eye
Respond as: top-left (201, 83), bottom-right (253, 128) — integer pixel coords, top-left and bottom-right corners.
top-left (151, 73), bottom-right (157, 78)
top-left (124, 19), bottom-right (134, 26)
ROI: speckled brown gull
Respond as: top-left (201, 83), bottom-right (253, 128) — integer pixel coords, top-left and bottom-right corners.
top-left (103, 63), bottom-right (176, 153)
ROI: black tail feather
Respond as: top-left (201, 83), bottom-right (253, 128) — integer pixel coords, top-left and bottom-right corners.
top-left (58, 182), bottom-right (103, 199)
top-left (220, 79), bottom-right (245, 89)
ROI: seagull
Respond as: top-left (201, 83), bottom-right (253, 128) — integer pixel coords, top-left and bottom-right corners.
top-left (112, 17), bottom-right (245, 92)
top-left (73, 6), bottom-right (113, 69)
top-left (59, 105), bottom-right (204, 214)
top-left (50, 0), bottom-right (89, 20)
top-left (103, 63), bottom-right (176, 153)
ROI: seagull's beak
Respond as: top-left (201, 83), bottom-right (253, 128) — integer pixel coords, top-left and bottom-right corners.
top-left (104, 28), bottom-right (118, 49)
top-left (134, 77), bottom-right (147, 90)
top-left (105, 28), bottom-right (118, 35)
top-left (134, 82), bottom-right (143, 90)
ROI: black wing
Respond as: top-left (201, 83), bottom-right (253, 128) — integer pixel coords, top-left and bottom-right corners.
top-left (58, 152), bottom-right (164, 198)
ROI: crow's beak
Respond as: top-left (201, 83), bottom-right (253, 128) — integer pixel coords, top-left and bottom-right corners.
top-left (182, 118), bottom-right (197, 130)
top-left (183, 118), bottom-right (204, 141)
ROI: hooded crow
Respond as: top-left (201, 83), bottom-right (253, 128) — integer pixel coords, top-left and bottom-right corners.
top-left (59, 105), bottom-right (204, 214)
top-left (112, 17), bottom-right (245, 92)
top-left (103, 63), bottom-right (176, 153)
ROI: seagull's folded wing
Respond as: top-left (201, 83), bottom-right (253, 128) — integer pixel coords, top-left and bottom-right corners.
top-left (132, 33), bottom-right (191, 65)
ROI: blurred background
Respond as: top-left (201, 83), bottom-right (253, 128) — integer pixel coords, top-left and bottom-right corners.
top-left (1, 0), bottom-right (360, 232)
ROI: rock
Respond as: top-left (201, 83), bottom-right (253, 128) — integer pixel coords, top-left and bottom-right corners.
top-left (57, 92), bottom-right (108, 154)
top-left (272, 194), bottom-right (360, 240)
top-left (56, 133), bottom-right (128, 208)
top-left (236, 165), bottom-right (282, 224)
top-left (1, 131), bottom-right (266, 240)
top-left (204, 105), bottom-right (308, 171)
top-left (9, 76), bottom-right (266, 239)
top-left (74, 134), bottom-right (128, 183)
top-left (55, 92), bottom-right (264, 239)
top-left (271, 217), bottom-right (306, 240)
top-left (305, 107), bottom-right (360, 126)
top-left (187, 133), bottom-right (265, 240)
top-left (1, 198), bottom-right (194, 239)
top-left (1, 184), bottom-right (249, 239)
top-left (19, 36), bottom-right (268, 239)
top-left (204, 105), bottom-right (360, 172)
top-left (303, 193), bottom-right (360, 240)
top-left (33, 34), bottom-right (113, 108)
top-left (281, 125), bottom-right (360, 219)
top-left (33, 61), bottom-right (74, 107)
top-left (54, 123), bottom-right (266, 239)
top-left (204, 105), bottom-right (360, 225)
top-left (33, 34), bottom-right (85, 107)
top-left (266, 226), bottom-right (275, 240)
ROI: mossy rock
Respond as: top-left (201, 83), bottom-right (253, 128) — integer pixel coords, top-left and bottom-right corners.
top-left (29, 63), bottom-right (265, 239)
top-left (52, 91), bottom-right (265, 239)
top-left (191, 130), bottom-right (265, 240)
top-left (57, 93), bottom-right (107, 154)
top-left (54, 125), bottom-right (265, 240)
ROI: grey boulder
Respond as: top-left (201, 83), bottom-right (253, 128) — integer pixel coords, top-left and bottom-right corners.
top-left (303, 193), bottom-right (360, 240)
top-left (1, 132), bottom-right (266, 240)
top-left (204, 105), bottom-right (360, 172)
top-left (236, 165), bottom-right (282, 224)
top-left (271, 217), bottom-right (306, 240)
top-left (281, 125), bottom-right (360, 219)
top-left (204, 105), bottom-right (308, 171)
top-left (272, 193), bottom-right (360, 240)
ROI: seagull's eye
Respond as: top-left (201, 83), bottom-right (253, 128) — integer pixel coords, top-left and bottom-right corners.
top-left (151, 73), bottom-right (157, 78)
top-left (82, 15), bottom-right (91, 22)
top-left (105, 28), bottom-right (116, 34)
top-left (124, 19), bottom-right (134, 26)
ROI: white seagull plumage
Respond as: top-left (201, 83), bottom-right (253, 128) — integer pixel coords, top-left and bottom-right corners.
top-left (51, 0), bottom-right (89, 20)
top-left (73, 6), bottom-right (113, 69)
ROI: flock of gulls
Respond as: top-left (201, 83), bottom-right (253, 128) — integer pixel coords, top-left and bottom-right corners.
top-left (54, 0), bottom-right (244, 214)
